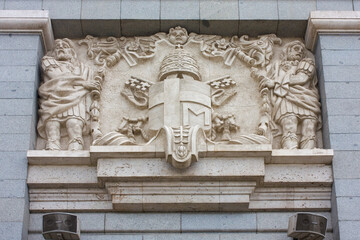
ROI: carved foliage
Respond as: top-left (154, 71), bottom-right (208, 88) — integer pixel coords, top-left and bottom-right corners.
top-left (79, 34), bottom-right (166, 68)
top-left (211, 113), bottom-right (239, 141)
top-left (79, 27), bottom-right (282, 70)
top-left (117, 116), bottom-right (149, 142)
top-left (39, 27), bottom-right (322, 160)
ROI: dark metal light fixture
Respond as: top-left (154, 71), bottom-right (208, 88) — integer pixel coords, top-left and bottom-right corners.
top-left (288, 212), bottom-right (327, 240)
top-left (42, 212), bottom-right (80, 240)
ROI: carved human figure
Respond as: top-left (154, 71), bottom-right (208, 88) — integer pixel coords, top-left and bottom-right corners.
top-left (37, 39), bottom-right (101, 150)
top-left (259, 41), bottom-right (321, 149)
top-left (168, 26), bottom-right (189, 45)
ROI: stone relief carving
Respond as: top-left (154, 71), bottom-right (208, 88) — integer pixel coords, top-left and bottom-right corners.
top-left (37, 39), bottom-right (103, 151)
top-left (117, 116), bottom-right (149, 142)
top-left (36, 27), bottom-right (323, 167)
top-left (211, 113), bottom-right (239, 141)
top-left (121, 76), bottom-right (153, 109)
top-left (251, 41), bottom-right (321, 149)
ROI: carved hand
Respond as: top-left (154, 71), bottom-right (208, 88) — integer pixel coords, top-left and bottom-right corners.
top-left (289, 72), bottom-right (309, 85)
top-left (259, 77), bottom-right (275, 89)
top-left (81, 80), bottom-right (102, 91)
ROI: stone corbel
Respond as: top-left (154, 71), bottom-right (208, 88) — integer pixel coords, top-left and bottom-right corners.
top-left (163, 125), bottom-right (205, 169)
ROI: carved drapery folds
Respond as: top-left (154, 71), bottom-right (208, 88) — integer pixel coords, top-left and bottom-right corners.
top-left (37, 38), bottom-right (103, 151)
top-left (36, 27), bottom-right (322, 168)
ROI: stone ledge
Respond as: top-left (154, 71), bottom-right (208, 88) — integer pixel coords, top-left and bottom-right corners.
top-left (97, 157), bottom-right (265, 182)
top-left (27, 147), bottom-right (333, 166)
top-left (27, 150), bottom-right (90, 165)
top-left (305, 11), bottom-right (360, 51)
top-left (0, 10), bottom-right (54, 51)
top-left (269, 149), bottom-right (333, 164)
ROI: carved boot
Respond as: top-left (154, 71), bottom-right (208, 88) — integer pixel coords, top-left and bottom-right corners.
top-left (300, 135), bottom-right (316, 149)
top-left (45, 139), bottom-right (61, 150)
top-left (68, 137), bottom-right (84, 151)
top-left (281, 132), bottom-right (298, 149)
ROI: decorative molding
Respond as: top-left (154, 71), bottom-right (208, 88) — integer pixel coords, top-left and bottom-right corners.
top-left (0, 10), bottom-right (54, 52)
top-left (27, 151), bottom-right (333, 212)
top-left (27, 148), bottom-right (333, 166)
top-left (305, 11), bottom-right (360, 51)
top-left (27, 26), bottom-right (334, 212)
top-left (29, 185), bottom-right (332, 212)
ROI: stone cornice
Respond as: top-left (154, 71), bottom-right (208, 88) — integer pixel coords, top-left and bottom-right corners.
top-left (305, 11), bottom-right (360, 51)
top-left (0, 10), bottom-right (54, 52)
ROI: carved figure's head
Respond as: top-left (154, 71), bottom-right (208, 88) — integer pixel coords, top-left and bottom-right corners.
top-left (285, 40), bottom-right (305, 61)
top-left (54, 38), bottom-right (77, 61)
top-left (168, 26), bottom-right (189, 45)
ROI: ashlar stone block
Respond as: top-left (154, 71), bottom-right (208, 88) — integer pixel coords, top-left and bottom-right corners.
top-left (161, 0), bottom-right (199, 20)
top-left (182, 213), bottom-right (256, 232)
top-left (121, 0), bottom-right (160, 19)
top-left (105, 213), bottom-right (180, 232)
top-left (278, 0), bottom-right (316, 20)
top-left (200, 0), bottom-right (239, 20)
top-left (239, 0), bottom-right (278, 20)
top-left (4, 0), bottom-right (42, 10)
top-left (81, 0), bottom-right (120, 19)
top-left (43, 0), bottom-right (81, 19)
top-left (317, 0), bottom-right (354, 11)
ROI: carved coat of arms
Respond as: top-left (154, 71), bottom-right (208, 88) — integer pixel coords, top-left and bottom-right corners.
top-left (36, 27), bottom-right (322, 169)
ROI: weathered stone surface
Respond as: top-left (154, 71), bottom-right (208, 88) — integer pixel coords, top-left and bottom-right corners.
top-left (27, 27), bottom-right (332, 214)
top-left (81, 0), bottom-right (120, 19)
top-left (161, 0), bottom-right (199, 20)
top-left (200, 0), bottom-right (239, 20)
top-left (317, 0), bottom-right (353, 11)
top-left (0, 179), bottom-right (26, 198)
top-left (335, 179), bottom-right (360, 197)
top-left (0, 198), bottom-right (27, 222)
top-left (336, 197), bottom-right (360, 221)
top-left (332, 151), bottom-right (360, 179)
top-left (264, 164), bottom-right (332, 186)
top-left (121, 0), bottom-right (160, 19)
top-left (320, 34), bottom-right (360, 50)
top-left (4, 0), bottom-right (42, 10)
top-left (43, 0), bottom-right (81, 19)
top-left (239, 0), bottom-right (278, 20)
top-left (0, 34), bottom-right (41, 50)
top-left (0, 152), bottom-right (27, 180)
top-left (105, 213), bottom-right (181, 232)
top-left (144, 234), bottom-right (220, 240)
top-left (97, 157), bottom-right (265, 181)
top-left (338, 220), bottom-right (360, 240)
top-left (0, 222), bottom-right (23, 240)
top-left (182, 213), bottom-right (256, 232)
top-left (27, 165), bottom-right (98, 187)
top-left (278, 0), bottom-right (316, 20)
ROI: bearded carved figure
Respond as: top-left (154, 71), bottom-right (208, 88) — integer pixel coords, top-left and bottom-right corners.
top-left (37, 29), bottom-right (323, 155)
top-left (256, 41), bottom-right (321, 149)
top-left (37, 39), bottom-right (102, 150)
